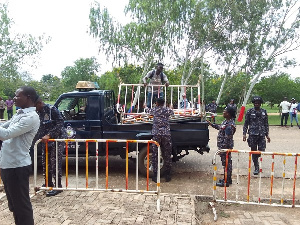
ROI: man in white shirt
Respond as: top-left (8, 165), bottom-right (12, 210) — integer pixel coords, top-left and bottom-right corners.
top-left (180, 93), bottom-right (189, 109)
top-left (0, 86), bottom-right (40, 225)
top-left (279, 97), bottom-right (290, 127)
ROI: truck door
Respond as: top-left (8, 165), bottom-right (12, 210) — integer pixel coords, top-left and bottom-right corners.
top-left (56, 96), bottom-right (99, 154)
top-left (56, 96), bottom-right (90, 137)
top-left (103, 91), bottom-right (118, 125)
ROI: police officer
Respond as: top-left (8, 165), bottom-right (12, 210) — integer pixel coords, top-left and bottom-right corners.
top-left (243, 96), bottom-right (271, 175)
top-left (208, 106), bottom-right (236, 187)
top-left (148, 98), bottom-right (174, 182)
top-left (34, 98), bottom-right (67, 196)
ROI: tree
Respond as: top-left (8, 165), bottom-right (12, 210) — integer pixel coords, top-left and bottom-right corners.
top-left (89, 0), bottom-right (197, 79)
top-left (61, 57), bottom-right (101, 92)
top-left (40, 74), bottom-right (64, 101)
top-left (232, 0), bottom-right (300, 121)
top-left (0, 3), bottom-right (48, 98)
top-left (254, 73), bottom-right (298, 107)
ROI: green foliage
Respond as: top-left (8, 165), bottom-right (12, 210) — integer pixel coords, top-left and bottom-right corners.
top-left (0, 3), bottom-right (48, 100)
top-left (39, 74), bottom-right (64, 101)
top-left (219, 72), bottom-right (251, 105)
top-left (204, 73), bottom-right (222, 104)
top-left (89, 0), bottom-right (198, 80)
top-left (254, 73), bottom-right (300, 106)
top-left (61, 57), bottom-right (101, 92)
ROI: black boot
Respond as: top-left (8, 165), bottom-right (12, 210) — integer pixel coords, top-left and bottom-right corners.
top-left (253, 164), bottom-right (260, 175)
top-left (152, 172), bottom-right (157, 183)
top-left (46, 178), bottom-right (63, 197)
top-left (216, 179), bottom-right (231, 187)
top-left (252, 154), bottom-right (260, 175)
top-left (46, 185), bottom-right (63, 197)
top-left (165, 170), bottom-right (171, 182)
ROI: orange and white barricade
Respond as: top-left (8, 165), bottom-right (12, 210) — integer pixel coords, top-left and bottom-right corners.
top-left (212, 149), bottom-right (300, 208)
top-left (33, 139), bottom-right (162, 212)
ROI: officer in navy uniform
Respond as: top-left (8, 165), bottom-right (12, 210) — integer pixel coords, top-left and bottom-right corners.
top-left (149, 97), bottom-right (174, 182)
top-left (208, 106), bottom-right (236, 187)
top-left (243, 96), bottom-right (271, 175)
top-left (34, 98), bottom-right (67, 196)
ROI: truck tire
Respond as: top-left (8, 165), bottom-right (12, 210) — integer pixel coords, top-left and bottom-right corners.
top-left (138, 145), bottom-right (166, 177)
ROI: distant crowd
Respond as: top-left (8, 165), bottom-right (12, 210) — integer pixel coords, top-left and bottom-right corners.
top-left (0, 96), bottom-right (15, 120)
top-left (279, 97), bottom-right (300, 128)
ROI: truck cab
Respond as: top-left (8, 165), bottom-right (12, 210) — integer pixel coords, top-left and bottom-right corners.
top-left (54, 81), bottom-right (210, 175)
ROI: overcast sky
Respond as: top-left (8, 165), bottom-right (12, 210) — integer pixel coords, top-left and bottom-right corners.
top-left (2, 0), bottom-right (300, 81)
top-left (3, 0), bottom-right (129, 81)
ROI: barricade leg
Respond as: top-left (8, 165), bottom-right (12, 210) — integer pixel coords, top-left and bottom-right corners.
top-left (292, 156), bottom-right (297, 207)
top-left (247, 153), bottom-right (251, 202)
top-left (212, 152), bottom-right (218, 201)
top-left (270, 154), bottom-right (275, 204)
top-left (258, 156), bottom-right (263, 204)
top-left (235, 152), bottom-right (240, 202)
top-left (281, 156), bottom-right (286, 205)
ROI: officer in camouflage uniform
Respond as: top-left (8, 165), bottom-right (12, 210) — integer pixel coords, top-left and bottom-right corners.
top-left (208, 106), bottom-right (236, 187)
top-left (243, 96), bottom-right (271, 175)
top-left (34, 98), bottom-right (67, 196)
top-left (149, 98), bottom-right (174, 183)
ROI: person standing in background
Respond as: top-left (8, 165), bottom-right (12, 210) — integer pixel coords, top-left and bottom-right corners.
top-left (0, 86), bottom-right (40, 225)
top-left (289, 98), bottom-right (299, 128)
top-left (5, 97), bottom-right (14, 120)
top-left (279, 97), bottom-right (290, 127)
top-left (0, 97), bottom-right (5, 120)
top-left (227, 99), bottom-right (237, 120)
top-left (180, 93), bottom-right (189, 109)
top-left (206, 100), bottom-right (218, 123)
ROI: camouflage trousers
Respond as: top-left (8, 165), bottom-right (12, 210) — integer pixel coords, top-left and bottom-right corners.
top-left (247, 135), bottom-right (266, 151)
top-left (220, 152), bottom-right (232, 180)
top-left (247, 135), bottom-right (265, 165)
top-left (152, 135), bottom-right (172, 173)
top-left (41, 142), bottom-right (64, 183)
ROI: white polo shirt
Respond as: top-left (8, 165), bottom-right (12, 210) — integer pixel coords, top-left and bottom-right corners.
top-left (280, 101), bottom-right (290, 113)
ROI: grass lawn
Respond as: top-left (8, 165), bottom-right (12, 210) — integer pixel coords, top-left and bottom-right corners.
top-left (214, 104), bottom-right (292, 126)
top-left (1, 102), bottom-right (291, 126)
top-left (214, 114), bottom-right (283, 126)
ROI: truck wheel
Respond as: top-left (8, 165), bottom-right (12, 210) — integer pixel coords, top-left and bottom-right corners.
top-left (138, 145), bottom-right (166, 177)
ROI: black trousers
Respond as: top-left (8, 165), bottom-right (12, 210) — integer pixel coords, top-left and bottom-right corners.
top-left (281, 113), bottom-right (289, 126)
top-left (1, 165), bottom-right (34, 225)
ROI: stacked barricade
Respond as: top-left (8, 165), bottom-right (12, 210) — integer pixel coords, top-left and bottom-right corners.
top-left (33, 139), bottom-right (162, 212)
top-left (116, 83), bottom-right (204, 124)
top-left (212, 149), bottom-right (300, 207)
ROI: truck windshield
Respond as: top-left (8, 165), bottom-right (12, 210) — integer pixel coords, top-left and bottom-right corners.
top-left (57, 97), bottom-right (87, 120)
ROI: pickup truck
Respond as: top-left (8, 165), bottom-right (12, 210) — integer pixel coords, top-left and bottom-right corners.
top-left (53, 83), bottom-right (210, 176)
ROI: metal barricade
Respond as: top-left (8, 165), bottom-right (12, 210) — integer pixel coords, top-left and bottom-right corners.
top-left (212, 149), bottom-right (300, 208)
top-left (117, 83), bottom-right (203, 123)
top-left (33, 139), bottom-right (162, 212)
